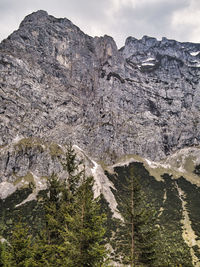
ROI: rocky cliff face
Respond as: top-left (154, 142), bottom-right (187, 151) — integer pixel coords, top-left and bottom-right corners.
top-left (1, 12), bottom-right (200, 263)
top-left (1, 10), bottom-right (200, 164)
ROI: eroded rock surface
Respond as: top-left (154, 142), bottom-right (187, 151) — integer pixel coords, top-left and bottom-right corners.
top-left (1, 10), bottom-right (200, 164)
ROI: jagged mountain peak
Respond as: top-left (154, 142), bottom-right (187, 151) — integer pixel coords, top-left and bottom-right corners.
top-left (1, 11), bottom-right (200, 264)
top-left (19, 10), bottom-right (49, 26)
top-left (1, 10), bottom-right (200, 163)
top-left (124, 33), bottom-right (200, 52)
top-left (18, 9), bottom-right (77, 31)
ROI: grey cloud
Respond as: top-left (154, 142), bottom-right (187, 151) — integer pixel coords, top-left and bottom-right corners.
top-left (0, 0), bottom-right (199, 48)
top-left (0, 0), bottom-right (112, 41)
top-left (110, 0), bottom-right (190, 46)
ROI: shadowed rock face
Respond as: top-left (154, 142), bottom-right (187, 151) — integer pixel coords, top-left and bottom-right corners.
top-left (1, 10), bottom-right (200, 163)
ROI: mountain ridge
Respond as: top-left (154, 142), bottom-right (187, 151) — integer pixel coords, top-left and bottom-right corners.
top-left (1, 10), bottom-right (200, 265)
top-left (1, 10), bottom-right (200, 164)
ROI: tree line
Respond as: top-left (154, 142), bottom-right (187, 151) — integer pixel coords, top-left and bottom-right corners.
top-left (0, 145), bottom-right (192, 266)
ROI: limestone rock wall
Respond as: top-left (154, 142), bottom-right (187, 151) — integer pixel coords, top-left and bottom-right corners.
top-left (1, 10), bottom-right (200, 164)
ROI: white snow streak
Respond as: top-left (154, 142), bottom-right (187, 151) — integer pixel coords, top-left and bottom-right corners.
top-left (73, 145), bottom-right (122, 219)
top-left (91, 159), bottom-right (122, 220)
top-left (190, 51), bottom-right (200, 56)
top-left (141, 62), bottom-right (155, 66)
top-left (73, 144), bottom-right (84, 152)
top-left (144, 57), bottom-right (155, 61)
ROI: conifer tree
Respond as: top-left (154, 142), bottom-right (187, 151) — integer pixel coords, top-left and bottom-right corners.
top-left (5, 221), bottom-right (36, 267)
top-left (32, 144), bottom-right (108, 266)
top-left (63, 172), bottom-right (108, 267)
top-left (35, 174), bottom-right (68, 266)
top-left (34, 144), bottom-right (82, 266)
top-left (0, 241), bottom-right (12, 267)
top-left (45, 173), bottom-right (65, 245)
top-left (62, 143), bottom-right (83, 194)
top-left (114, 166), bottom-right (157, 266)
top-left (0, 241), bottom-right (4, 267)
top-left (155, 227), bottom-right (193, 266)
top-left (36, 144), bottom-right (108, 266)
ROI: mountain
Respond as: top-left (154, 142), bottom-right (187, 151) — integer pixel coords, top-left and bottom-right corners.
top-left (1, 10), bottom-right (200, 162)
top-left (1, 10), bottom-right (200, 265)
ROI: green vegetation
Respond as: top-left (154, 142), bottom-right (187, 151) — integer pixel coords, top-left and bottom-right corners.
top-left (49, 143), bottom-right (64, 157)
top-left (0, 241), bottom-right (4, 267)
top-left (13, 172), bottom-right (34, 187)
top-left (157, 174), bottom-right (193, 266)
top-left (113, 166), bottom-right (158, 266)
top-left (106, 162), bottom-right (193, 266)
top-left (14, 137), bottom-right (44, 153)
top-left (13, 137), bottom-right (64, 158)
top-left (177, 177), bottom-right (200, 254)
top-left (0, 149), bottom-right (198, 266)
top-left (63, 174), bottom-right (108, 266)
top-left (0, 145), bottom-right (109, 266)
top-left (3, 221), bottom-right (36, 267)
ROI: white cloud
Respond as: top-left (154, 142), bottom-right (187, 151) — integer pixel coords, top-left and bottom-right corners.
top-left (0, 0), bottom-right (200, 48)
top-left (172, 0), bottom-right (200, 42)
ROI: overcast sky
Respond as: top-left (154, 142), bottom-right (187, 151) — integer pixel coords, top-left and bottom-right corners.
top-left (0, 0), bottom-right (200, 48)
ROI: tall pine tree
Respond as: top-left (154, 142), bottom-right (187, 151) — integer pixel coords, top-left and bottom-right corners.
top-left (0, 241), bottom-right (4, 267)
top-left (36, 144), bottom-right (108, 266)
top-left (5, 221), bottom-right (36, 267)
top-left (114, 166), bottom-right (158, 266)
top-left (34, 173), bottom-right (70, 266)
top-left (62, 171), bottom-right (108, 267)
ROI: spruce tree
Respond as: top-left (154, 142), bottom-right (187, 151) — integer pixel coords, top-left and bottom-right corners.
top-left (35, 174), bottom-right (68, 266)
top-left (62, 143), bottom-right (83, 194)
top-left (155, 227), bottom-right (193, 266)
top-left (35, 144), bottom-right (83, 266)
top-left (0, 241), bottom-right (13, 267)
top-left (44, 173), bottom-right (65, 245)
top-left (114, 166), bottom-right (158, 266)
top-left (34, 144), bottom-right (108, 266)
top-left (0, 241), bottom-right (3, 267)
top-left (62, 172), bottom-right (108, 267)
top-left (5, 221), bottom-right (36, 267)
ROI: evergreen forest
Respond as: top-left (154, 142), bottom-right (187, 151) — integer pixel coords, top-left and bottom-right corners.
top-left (0, 145), bottom-right (194, 266)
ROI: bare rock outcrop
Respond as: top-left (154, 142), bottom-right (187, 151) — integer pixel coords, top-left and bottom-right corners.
top-left (1, 10), bottom-right (200, 164)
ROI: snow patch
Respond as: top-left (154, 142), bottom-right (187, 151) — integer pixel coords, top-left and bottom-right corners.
top-left (112, 157), bottom-right (138, 168)
top-left (73, 145), bottom-right (122, 220)
top-left (144, 57), bottom-right (155, 62)
top-left (91, 159), bottom-right (122, 220)
top-left (0, 237), bottom-right (7, 244)
top-left (91, 160), bottom-right (103, 198)
top-left (177, 166), bottom-right (185, 173)
top-left (15, 193), bottom-right (36, 207)
top-left (141, 62), bottom-right (155, 66)
top-left (175, 182), bottom-right (200, 265)
top-left (190, 51), bottom-right (200, 56)
top-left (187, 62), bottom-right (200, 68)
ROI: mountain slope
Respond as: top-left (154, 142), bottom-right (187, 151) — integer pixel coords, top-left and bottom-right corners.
top-left (1, 138), bottom-right (200, 265)
top-left (1, 10), bottom-right (200, 162)
top-left (1, 10), bottom-right (200, 266)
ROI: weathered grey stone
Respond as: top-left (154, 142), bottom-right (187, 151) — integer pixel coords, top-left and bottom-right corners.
top-left (1, 10), bottom-right (200, 165)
